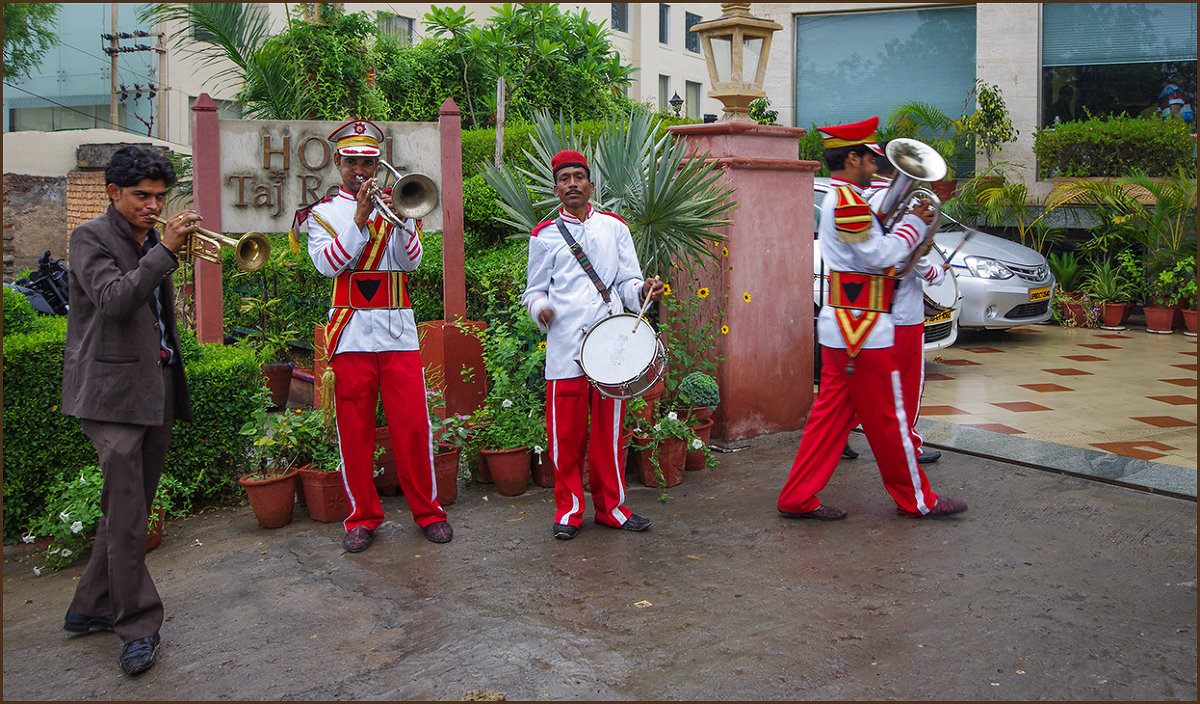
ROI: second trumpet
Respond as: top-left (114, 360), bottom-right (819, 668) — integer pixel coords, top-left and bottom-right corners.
top-left (152, 215), bottom-right (270, 272)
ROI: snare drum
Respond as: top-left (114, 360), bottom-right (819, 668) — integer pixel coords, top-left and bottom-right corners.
top-left (577, 313), bottom-right (666, 400)
top-left (922, 248), bottom-right (960, 319)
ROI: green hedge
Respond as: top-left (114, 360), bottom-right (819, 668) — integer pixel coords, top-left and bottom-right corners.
top-left (1033, 115), bottom-right (1196, 178)
top-left (1, 298), bottom-right (264, 543)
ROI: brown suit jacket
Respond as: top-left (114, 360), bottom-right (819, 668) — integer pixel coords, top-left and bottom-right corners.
top-left (61, 205), bottom-right (192, 425)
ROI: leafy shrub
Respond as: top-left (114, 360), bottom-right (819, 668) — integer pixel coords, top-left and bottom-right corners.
top-left (374, 38), bottom-right (480, 122)
top-left (1033, 115), bottom-right (1196, 178)
top-left (676, 371), bottom-right (720, 409)
top-left (2, 285), bottom-right (38, 334)
top-left (462, 173), bottom-right (512, 245)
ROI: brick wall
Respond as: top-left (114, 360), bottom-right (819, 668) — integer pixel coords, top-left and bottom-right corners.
top-left (3, 174), bottom-right (67, 282)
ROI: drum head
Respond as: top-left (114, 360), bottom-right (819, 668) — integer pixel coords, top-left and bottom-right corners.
top-left (580, 314), bottom-right (659, 385)
top-left (923, 248), bottom-right (959, 312)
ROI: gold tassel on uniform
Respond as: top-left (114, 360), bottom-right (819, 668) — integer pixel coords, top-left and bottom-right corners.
top-left (320, 367), bottom-right (337, 428)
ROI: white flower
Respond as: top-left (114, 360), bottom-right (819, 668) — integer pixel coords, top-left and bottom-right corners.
top-left (70, 521), bottom-right (84, 534)
top-left (21, 533), bottom-right (36, 544)
top-left (79, 474), bottom-right (87, 484)
top-left (667, 411), bottom-right (678, 421)
top-left (60, 549), bottom-right (72, 558)
top-left (691, 439), bottom-right (704, 450)
top-left (33, 566), bottom-right (43, 576)
top-left (653, 424), bottom-right (661, 432)
top-left (49, 548), bottom-right (61, 556)
top-left (59, 511), bottom-right (71, 522)
top-left (533, 445), bottom-right (544, 455)
top-left (501, 399), bottom-right (513, 408)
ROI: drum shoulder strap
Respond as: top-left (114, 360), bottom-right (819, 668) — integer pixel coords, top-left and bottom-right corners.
top-left (555, 218), bottom-right (611, 304)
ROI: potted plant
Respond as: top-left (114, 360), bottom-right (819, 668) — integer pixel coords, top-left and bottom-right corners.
top-left (470, 392), bottom-right (545, 497)
top-left (236, 405), bottom-right (313, 529)
top-left (675, 371), bottom-right (720, 424)
top-left (293, 409), bottom-right (350, 523)
top-left (628, 409), bottom-right (700, 497)
top-left (426, 385), bottom-right (471, 506)
top-left (1142, 264), bottom-right (1184, 334)
top-left (234, 247), bottom-right (303, 410)
top-left (1053, 288), bottom-right (1100, 329)
top-left (1046, 251), bottom-right (1088, 296)
top-left (1084, 258), bottom-right (1135, 330)
top-left (1176, 255), bottom-right (1197, 336)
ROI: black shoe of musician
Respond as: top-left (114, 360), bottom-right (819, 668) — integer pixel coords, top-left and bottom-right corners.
top-left (64, 609), bottom-right (114, 635)
top-left (841, 443), bottom-right (859, 460)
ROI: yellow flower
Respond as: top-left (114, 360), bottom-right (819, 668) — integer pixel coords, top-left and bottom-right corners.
top-left (538, 341), bottom-right (546, 351)
top-left (721, 325), bottom-right (729, 335)
top-left (722, 247), bottom-right (729, 257)
top-left (743, 291), bottom-right (752, 302)
top-left (696, 287), bottom-right (710, 299)
top-left (712, 240), bottom-right (720, 247)
top-left (663, 283), bottom-right (672, 296)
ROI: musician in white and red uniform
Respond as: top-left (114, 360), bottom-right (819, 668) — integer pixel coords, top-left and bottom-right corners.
top-left (777, 117), bottom-right (967, 521)
top-left (522, 149), bottom-right (664, 541)
top-left (299, 118), bottom-right (451, 553)
top-left (863, 144), bottom-right (951, 465)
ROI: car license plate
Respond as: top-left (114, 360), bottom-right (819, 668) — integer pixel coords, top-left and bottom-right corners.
top-left (1029, 287), bottom-right (1051, 302)
top-left (925, 308), bottom-right (953, 324)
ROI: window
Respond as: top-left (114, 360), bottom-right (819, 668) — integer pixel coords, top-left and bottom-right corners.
top-left (685, 12), bottom-right (702, 53)
top-left (377, 14), bottom-right (414, 46)
top-left (659, 4), bottom-right (670, 45)
top-left (611, 3), bottom-right (629, 34)
top-left (686, 80), bottom-right (702, 119)
top-left (795, 6), bottom-right (976, 171)
top-left (659, 75), bottom-right (671, 111)
top-left (1042, 3), bottom-right (1196, 126)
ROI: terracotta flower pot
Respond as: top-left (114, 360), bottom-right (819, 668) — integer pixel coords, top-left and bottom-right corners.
top-left (1143, 305), bottom-right (1175, 334)
top-left (631, 381), bottom-right (666, 425)
top-left (261, 362), bottom-right (292, 410)
top-left (684, 407), bottom-right (714, 424)
top-left (1182, 309), bottom-right (1197, 337)
top-left (634, 436), bottom-right (686, 489)
top-left (482, 446), bottom-right (531, 496)
top-left (239, 468), bottom-right (299, 529)
top-left (434, 444), bottom-right (460, 506)
top-left (1099, 302), bottom-right (1130, 330)
top-left (145, 506), bottom-right (165, 552)
top-left (298, 466), bottom-right (350, 523)
top-left (531, 450), bottom-right (555, 488)
top-left (1060, 302), bottom-right (1087, 327)
top-left (686, 418), bottom-right (715, 471)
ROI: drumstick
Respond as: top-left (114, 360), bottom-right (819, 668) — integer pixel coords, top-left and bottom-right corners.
top-left (943, 229), bottom-right (975, 266)
top-left (631, 287), bottom-right (655, 333)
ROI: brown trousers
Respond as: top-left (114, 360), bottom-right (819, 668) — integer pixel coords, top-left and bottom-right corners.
top-left (70, 365), bottom-right (175, 643)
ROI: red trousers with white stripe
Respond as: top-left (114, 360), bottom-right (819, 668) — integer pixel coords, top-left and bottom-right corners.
top-left (331, 351), bottom-right (446, 532)
top-left (546, 376), bottom-right (633, 528)
top-left (893, 323), bottom-right (927, 455)
top-left (778, 345), bottom-right (939, 516)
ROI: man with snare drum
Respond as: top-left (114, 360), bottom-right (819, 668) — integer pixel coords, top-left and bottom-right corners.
top-left (522, 149), bottom-right (664, 541)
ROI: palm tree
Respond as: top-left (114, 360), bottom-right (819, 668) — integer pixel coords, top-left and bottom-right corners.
top-left (479, 108), bottom-right (737, 278)
top-left (138, 3), bottom-right (303, 119)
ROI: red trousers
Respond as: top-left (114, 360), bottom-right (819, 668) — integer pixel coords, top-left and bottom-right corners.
top-left (331, 351), bottom-right (446, 532)
top-left (778, 345), bottom-right (938, 516)
top-left (546, 376), bottom-right (633, 528)
top-left (893, 323), bottom-right (927, 455)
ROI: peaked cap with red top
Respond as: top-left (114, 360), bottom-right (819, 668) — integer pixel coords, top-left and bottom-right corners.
top-left (551, 149), bottom-right (590, 178)
top-left (817, 117), bottom-right (884, 155)
top-left (328, 118), bottom-right (384, 157)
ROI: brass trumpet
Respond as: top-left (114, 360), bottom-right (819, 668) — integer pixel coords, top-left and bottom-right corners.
top-left (355, 159), bottom-right (439, 238)
top-left (152, 215), bottom-right (270, 272)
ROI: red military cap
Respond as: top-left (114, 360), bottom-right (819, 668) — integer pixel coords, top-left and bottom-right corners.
top-left (817, 117), bottom-right (884, 155)
top-left (551, 149), bottom-right (590, 178)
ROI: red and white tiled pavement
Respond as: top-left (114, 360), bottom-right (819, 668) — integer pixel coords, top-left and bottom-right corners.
top-left (920, 322), bottom-right (1197, 472)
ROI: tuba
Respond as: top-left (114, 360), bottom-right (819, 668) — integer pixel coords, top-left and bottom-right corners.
top-left (356, 159), bottom-right (439, 238)
top-left (874, 138), bottom-right (946, 276)
top-left (151, 215), bottom-right (270, 272)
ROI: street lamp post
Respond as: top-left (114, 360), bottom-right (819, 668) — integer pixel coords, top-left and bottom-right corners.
top-left (669, 91), bottom-right (684, 118)
top-left (689, 3), bottom-right (781, 124)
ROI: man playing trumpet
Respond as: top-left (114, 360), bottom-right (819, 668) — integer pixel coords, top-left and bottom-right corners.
top-left (297, 118), bottom-right (452, 553)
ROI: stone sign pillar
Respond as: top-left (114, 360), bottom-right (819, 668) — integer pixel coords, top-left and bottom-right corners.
top-left (667, 122), bottom-right (819, 443)
top-left (191, 94), bottom-right (224, 344)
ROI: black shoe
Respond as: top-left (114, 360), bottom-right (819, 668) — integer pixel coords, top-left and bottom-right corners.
top-left (343, 526), bottom-right (374, 553)
top-left (119, 633), bottom-right (160, 676)
top-left (422, 520), bottom-right (454, 544)
top-left (620, 514), bottom-right (652, 532)
top-left (841, 443), bottom-right (859, 459)
top-left (916, 449), bottom-right (942, 464)
top-left (64, 609), bottom-right (114, 635)
top-left (552, 523), bottom-right (579, 540)
top-left (779, 504), bottom-right (848, 521)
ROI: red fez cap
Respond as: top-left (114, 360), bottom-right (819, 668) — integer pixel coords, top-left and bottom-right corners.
top-left (551, 149), bottom-right (590, 177)
top-left (817, 117), bottom-right (884, 155)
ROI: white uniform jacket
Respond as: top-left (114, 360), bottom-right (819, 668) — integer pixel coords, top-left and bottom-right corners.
top-left (522, 205), bottom-right (646, 380)
top-left (307, 186), bottom-right (423, 354)
top-left (816, 178), bottom-right (928, 350)
top-left (865, 181), bottom-right (947, 327)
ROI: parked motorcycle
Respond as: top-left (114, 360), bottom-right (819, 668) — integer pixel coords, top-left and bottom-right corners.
top-left (8, 250), bottom-right (70, 315)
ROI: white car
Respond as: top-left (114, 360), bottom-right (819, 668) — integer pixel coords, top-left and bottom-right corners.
top-left (813, 178), bottom-right (959, 351)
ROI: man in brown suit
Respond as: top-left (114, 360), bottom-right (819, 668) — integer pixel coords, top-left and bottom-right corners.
top-left (61, 145), bottom-right (198, 676)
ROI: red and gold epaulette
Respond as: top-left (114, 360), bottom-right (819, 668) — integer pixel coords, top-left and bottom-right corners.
top-left (833, 185), bottom-right (873, 243)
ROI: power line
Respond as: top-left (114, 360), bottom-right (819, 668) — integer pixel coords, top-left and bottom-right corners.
top-left (1, 82), bottom-right (192, 151)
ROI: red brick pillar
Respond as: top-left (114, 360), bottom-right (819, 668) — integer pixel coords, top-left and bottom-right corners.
top-left (191, 93), bottom-right (224, 344)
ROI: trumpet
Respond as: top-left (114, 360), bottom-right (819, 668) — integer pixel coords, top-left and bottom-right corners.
top-left (355, 159), bottom-right (439, 238)
top-left (151, 215), bottom-right (270, 272)
top-left (874, 138), bottom-right (946, 277)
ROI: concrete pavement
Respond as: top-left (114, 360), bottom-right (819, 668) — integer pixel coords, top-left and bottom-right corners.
top-left (2, 429), bottom-right (1196, 700)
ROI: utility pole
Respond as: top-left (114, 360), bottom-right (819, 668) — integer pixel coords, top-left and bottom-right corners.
top-left (109, 3), bottom-right (118, 129)
top-left (102, 7), bottom-right (167, 137)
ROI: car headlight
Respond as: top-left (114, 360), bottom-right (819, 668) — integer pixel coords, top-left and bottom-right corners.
top-left (963, 255), bottom-right (1014, 280)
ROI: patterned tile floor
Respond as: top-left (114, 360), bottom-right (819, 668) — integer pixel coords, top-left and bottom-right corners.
top-left (920, 322), bottom-right (1197, 471)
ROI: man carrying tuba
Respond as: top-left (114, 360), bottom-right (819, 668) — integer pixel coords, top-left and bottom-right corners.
top-left (777, 117), bottom-right (967, 522)
top-left (294, 118), bottom-right (452, 553)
